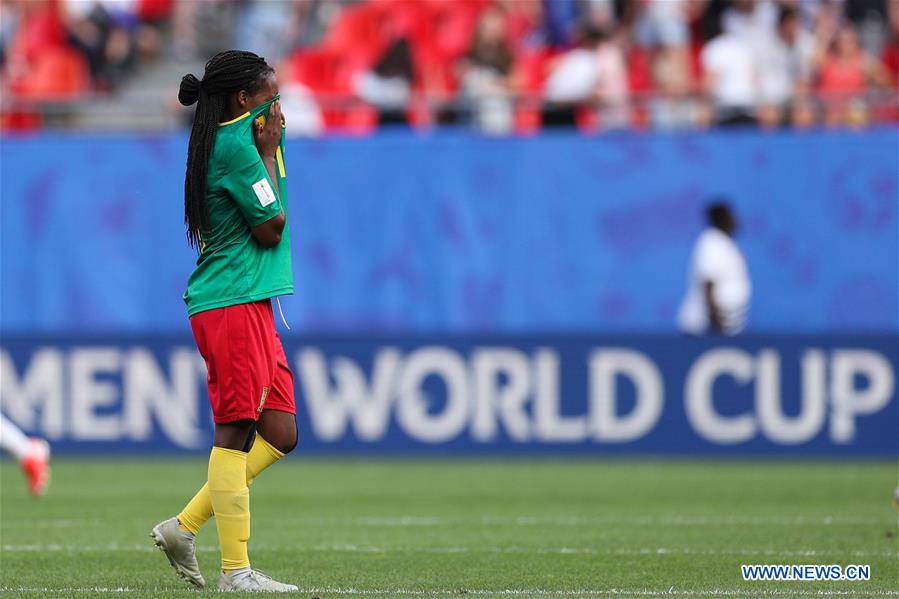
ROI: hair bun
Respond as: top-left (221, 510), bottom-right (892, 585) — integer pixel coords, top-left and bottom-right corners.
top-left (178, 74), bottom-right (202, 106)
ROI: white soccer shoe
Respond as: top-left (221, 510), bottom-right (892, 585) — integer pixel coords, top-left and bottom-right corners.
top-left (218, 568), bottom-right (299, 592)
top-left (150, 517), bottom-right (206, 588)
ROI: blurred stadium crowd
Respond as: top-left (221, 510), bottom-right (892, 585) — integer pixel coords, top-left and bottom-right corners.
top-left (1, 0), bottom-right (897, 133)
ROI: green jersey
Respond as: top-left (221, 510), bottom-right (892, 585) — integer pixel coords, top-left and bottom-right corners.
top-left (183, 97), bottom-right (293, 316)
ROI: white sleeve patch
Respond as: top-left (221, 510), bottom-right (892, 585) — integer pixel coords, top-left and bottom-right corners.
top-left (252, 178), bottom-right (276, 207)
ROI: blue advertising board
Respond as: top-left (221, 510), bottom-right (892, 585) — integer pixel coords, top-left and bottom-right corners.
top-left (1, 129), bottom-right (897, 334)
top-left (1, 334), bottom-right (896, 456)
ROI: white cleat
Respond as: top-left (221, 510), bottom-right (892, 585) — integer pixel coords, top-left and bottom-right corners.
top-left (218, 568), bottom-right (298, 592)
top-left (150, 517), bottom-right (206, 588)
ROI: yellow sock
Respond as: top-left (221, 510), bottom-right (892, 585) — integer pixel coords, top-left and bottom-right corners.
top-left (178, 436), bottom-right (285, 536)
top-left (207, 447), bottom-right (250, 571)
top-left (177, 485), bottom-right (212, 536)
top-left (246, 435), bottom-right (285, 485)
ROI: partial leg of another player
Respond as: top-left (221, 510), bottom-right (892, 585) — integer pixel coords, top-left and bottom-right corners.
top-left (0, 412), bottom-right (50, 497)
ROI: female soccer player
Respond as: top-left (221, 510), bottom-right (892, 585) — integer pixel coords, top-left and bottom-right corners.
top-left (150, 50), bottom-right (298, 593)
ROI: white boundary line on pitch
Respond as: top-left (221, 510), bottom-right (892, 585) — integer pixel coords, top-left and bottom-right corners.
top-left (2, 543), bottom-right (897, 558)
top-left (308, 544), bottom-right (899, 558)
top-left (1, 588), bottom-right (898, 597)
top-left (3, 515), bottom-right (893, 530)
top-left (294, 590), bottom-right (899, 597)
top-left (285, 515), bottom-right (894, 527)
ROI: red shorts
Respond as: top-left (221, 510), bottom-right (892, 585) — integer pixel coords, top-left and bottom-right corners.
top-left (190, 299), bottom-right (296, 424)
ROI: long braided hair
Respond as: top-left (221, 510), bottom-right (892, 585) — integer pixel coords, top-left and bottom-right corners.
top-left (178, 50), bottom-right (274, 249)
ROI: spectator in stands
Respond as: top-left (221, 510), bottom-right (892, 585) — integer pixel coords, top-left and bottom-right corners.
top-left (62, 0), bottom-right (139, 89)
top-left (755, 6), bottom-right (815, 128)
top-left (2, 0), bottom-right (91, 100)
top-left (593, 25), bottom-right (630, 128)
top-left (818, 24), bottom-right (890, 127)
top-left (233, 0), bottom-right (303, 66)
top-left (500, 0), bottom-right (546, 53)
top-left (649, 45), bottom-right (702, 130)
top-left (0, 0), bottom-right (19, 68)
top-left (789, 92), bottom-right (818, 128)
top-left (291, 0), bottom-right (343, 48)
top-left (721, 0), bottom-right (778, 40)
top-left (354, 37), bottom-right (414, 126)
top-left (543, 25), bottom-right (603, 127)
top-left (633, 0), bottom-right (692, 51)
top-left (2, 0), bottom-right (60, 84)
top-left (172, 0), bottom-right (237, 62)
top-left (542, 0), bottom-right (581, 47)
top-left (280, 81), bottom-right (324, 137)
top-left (701, 27), bottom-right (759, 125)
top-left (882, 1), bottom-right (899, 95)
top-left (633, 0), bottom-right (702, 130)
top-left (583, 0), bottom-right (617, 31)
top-left (809, 0), bottom-right (841, 62)
top-left (844, 0), bottom-right (888, 57)
top-left (458, 7), bottom-right (516, 135)
top-left (3, 0), bottom-right (898, 133)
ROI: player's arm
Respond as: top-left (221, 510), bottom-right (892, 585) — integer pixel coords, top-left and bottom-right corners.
top-left (250, 101), bottom-right (285, 248)
top-left (703, 280), bottom-right (724, 332)
top-left (250, 212), bottom-right (285, 248)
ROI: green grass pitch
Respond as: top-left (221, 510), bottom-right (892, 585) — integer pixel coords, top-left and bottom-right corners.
top-left (1, 458), bottom-right (897, 598)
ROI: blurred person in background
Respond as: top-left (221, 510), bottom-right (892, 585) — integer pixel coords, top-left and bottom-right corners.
top-left (678, 201), bottom-right (751, 336)
top-left (1, 0), bottom-right (58, 78)
top-left (458, 6), bottom-right (516, 135)
top-left (843, 0), bottom-right (888, 57)
top-left (542, 0), bottom-right (581, 47)
top-left (0, 0), bottom-right (19, 68)
top-left (649, 45), bottom-right (703, 129)
top-left (632, 0), bottom-right (693, 51)
top-left (500, 0), bottom-right (547, 53)
top-left (1, 0), bottom-right (90, 99)
top-left (150, 50), bottom-right (298, 593)
top-left (2, 0), bottom-right (898, 133)
top-left (172, 0), bottom-right (237, 61)
top-left (755, 6), bottom-right (816, 128)
top-left (583, 0), bottom-right (618, 30)
top-left (279, 80), bottom-right (324, 136)
top-left (721, 0), bottom-right (779, 39)
top-left (789, 92), bottom-right (819, 128)
top-left (630, 0), bottom-right (705, 130)
top-left (355, 37), bottom-right (414, 126)
top-left (233, 0), bottom-right (304, 66)
top-left (62, 0), bottom-right (131, 89)
top-left (817, 23), bottom-right (890, 127)
top-left (701, 25), bottom-right (759, 125)
top-left (61, 0), bottom-right (164, 89)
top-left (0, 413), bottom-right (50, 497)
top-left (883, 1), bottom-right (899, 84)
top-left (543, 24), bottom-right (617, 127)
top-left (593, 22), bottom-right (630, 128)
